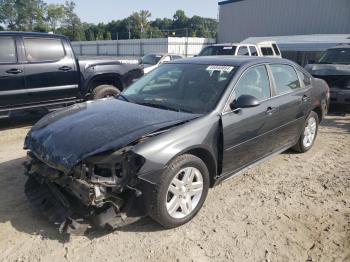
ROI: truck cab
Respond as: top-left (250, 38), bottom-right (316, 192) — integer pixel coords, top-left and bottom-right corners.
top-left (197, 41), bottom-right (281, 58)
top-left (0, 32), bottom-right (143, 115)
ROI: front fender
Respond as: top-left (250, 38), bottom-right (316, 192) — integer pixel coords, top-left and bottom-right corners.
top-left (133, 114), bottom-right (221, 185)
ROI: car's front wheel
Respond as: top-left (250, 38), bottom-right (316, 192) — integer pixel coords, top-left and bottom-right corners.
top-left (293, 111), bottom-right (319, 153)
top-left (149, 154), bottom-right (209, 228)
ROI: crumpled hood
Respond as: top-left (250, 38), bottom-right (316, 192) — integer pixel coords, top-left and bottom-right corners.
top-left (25, 99), bottom-right (199, 173)
top-left (305, 64), bottom-right (350, 76)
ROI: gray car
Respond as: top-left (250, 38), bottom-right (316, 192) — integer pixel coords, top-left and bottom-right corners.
top-left (24, 56), bottom-right (329, 234)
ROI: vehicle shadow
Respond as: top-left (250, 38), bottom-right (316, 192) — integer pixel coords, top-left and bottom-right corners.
top-left (0, 157), bottom-right (164, 243)
top-left (322, 107), bottom-right (350, 134)
top-left (0, 110), bottom-right (47, 131)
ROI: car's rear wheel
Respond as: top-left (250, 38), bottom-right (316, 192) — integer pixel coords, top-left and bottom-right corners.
top-left (148, 154), bottom-right (209, 228)
top-left (292, 111), bottom-right (319, 153)
top-left (91, 85), bottom-right (121, 100)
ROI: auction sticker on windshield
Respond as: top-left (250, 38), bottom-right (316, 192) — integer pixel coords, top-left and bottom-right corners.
top-left (206, 65), bottom-right (234, 72)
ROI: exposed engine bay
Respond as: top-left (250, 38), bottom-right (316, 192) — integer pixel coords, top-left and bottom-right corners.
top-left (24, 148), bottom-right (147, 235)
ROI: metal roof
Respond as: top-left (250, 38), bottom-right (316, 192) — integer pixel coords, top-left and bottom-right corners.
top-left (242, 34), bottom-right (350, 51)
top-left (218, 0), bottom-right (244, 6)
top-left (0, 31), bottom-right (68, 39)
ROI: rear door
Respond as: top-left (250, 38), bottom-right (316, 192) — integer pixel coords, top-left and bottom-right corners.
top-left (267, 63), bottom-right (311, 149)
top-left (221, 64), bottom-right (281, 174)
top-left (22, 37), bottom-right (79, 103)
top-left (0, 36), bottom-right (27, 108)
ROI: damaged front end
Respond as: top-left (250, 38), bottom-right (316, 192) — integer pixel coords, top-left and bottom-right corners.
top-left (24, 148), bottom-right (148, 235)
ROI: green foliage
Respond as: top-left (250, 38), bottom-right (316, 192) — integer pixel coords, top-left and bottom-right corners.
top-left (0, 1), bottom-right (217, 40)
top-left (47, 4), bottom-right (65, 32)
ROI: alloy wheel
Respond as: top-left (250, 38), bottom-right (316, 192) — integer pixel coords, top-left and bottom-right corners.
top-left (303, 117), bottom-right (317, 148)
top-left (166, 167), bottom-right (204, 219)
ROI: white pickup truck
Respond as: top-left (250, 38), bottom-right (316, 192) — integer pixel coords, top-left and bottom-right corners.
top-left (198, 41), bottom-right (282, 58)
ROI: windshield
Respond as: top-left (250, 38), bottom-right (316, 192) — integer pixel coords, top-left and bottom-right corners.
top-left (198, 46), bottom-right (237, 56)
top-left (121, 64), bottom-right (237, 114)
top-left (141, 54), bottom-right (163, 65)
top-left (318, 48), bottom-right (350, 65)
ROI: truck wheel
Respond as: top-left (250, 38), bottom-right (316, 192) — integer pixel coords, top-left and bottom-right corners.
top-left (292, 111), bottom-right (319, 153)
top-left (148, 154), bottom-right (209, 229)
top-left (91, 85), bottom-right (120, 100)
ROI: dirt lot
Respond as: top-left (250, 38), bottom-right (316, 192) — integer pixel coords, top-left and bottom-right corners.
top-left (0, 114), bottom-right (349, 262)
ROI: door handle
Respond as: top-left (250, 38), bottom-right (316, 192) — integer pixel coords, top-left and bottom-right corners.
top-left (302, 95), bottom-right (309, 102)
top-left (6, 68), bottom-right (23, 74)
top-left (58, 66), bottom-right (72, 71)
top-left (266, 106), bottom-right (277, 115)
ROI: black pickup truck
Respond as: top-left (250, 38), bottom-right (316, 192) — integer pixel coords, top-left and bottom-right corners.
top-left (305, 44), bottom-right (350, 108)
top-left (0, 32), bottom-right (143, 113)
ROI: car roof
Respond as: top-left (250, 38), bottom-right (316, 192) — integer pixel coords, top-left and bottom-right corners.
top-left (170, 56), bottom-right (292, 67)
top-left (0, 31), bottom-right (68, 39)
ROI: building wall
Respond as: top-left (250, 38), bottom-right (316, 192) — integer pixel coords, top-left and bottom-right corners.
top-left (72, 37), bottom-right (216, 57)
top-left (218, 0), bottom-right (350, 43)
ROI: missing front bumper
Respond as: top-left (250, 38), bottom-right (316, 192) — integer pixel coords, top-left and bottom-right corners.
top-left (24, 176), bottom-right (145, 235)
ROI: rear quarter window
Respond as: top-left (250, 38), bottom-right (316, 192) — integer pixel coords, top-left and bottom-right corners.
top-left (24, 38), bottom-right (65, 62)
top-left (297, 70), bottom-right (312, 86)
top-left (0, 37), bottom-right (17, 63)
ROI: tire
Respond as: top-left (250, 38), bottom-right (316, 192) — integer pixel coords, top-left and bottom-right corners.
top-left (148, 154), bottom-right (210, 229)
top-left (292, 111), bottom-right (319, 153)
top-left (91, 85), bottom-right (120, 100)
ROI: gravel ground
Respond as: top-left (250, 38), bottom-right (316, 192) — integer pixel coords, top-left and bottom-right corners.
top-left (0, 114), bottom-right (349, 262)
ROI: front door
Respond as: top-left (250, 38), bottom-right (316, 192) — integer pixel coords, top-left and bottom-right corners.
top-left (0, 36), bottom-right (27, 109)
top-left (221, 65), bottom-right (280, 174)
top-left (22, 37), bottom-right (79, 103)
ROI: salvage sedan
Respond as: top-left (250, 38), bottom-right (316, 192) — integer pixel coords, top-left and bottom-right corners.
top-left (24, 56), bottom-right (329, 234)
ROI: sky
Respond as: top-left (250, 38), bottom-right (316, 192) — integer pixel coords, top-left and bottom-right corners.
top-left (45, 0), bottom-right (220, 24)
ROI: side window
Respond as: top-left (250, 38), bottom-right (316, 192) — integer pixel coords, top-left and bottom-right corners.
top-left (24, 38), bottom-right (65, 62)
top-left (162, 56), bottom-right (171, 63)
top-left (270, 64), bottom-right (301, 94)
top-left (297, 70), bottom-right (312, 86)
top-left (261, 47), bottom-right (274, 56)
top-left (233, 65), bottom-right (271, 101)
top-left (237, 46), bottom-right (249, 56)
top-left (272, 44), bottom-right (281, 56)
top-left (249, 46), bottom-right (258, 56)
top-left (0, 37), bottom-right (17, 63)
top-left (172, 55), bottom-right (183, 60)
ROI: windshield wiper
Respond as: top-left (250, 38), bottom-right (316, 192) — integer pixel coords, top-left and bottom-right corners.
top-left (116, 94), bottom-right (129, 102)
top-left (137, 102), bottom-right (191, 113)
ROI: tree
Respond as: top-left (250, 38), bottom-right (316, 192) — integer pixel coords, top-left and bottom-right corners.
top-left (131, 10), bottom-right (151, 38)
top-left (0, 0), bottom-right (18, 30)
top-left (47, 4), bottom-right (65, 32)
top-left (61, 1), bottom-right (83, 40)
top-left (104, 31), bottom-right (112, 40)
top-left (173, 10), bottom-right (188, 30)
top-left (0, 0), bottom-right (47, 31)
top-left (0, 3), bottom-right (218, 40)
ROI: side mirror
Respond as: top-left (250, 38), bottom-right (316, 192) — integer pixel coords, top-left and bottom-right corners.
top-left (230, 95), bottom-right (260, 110)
